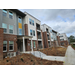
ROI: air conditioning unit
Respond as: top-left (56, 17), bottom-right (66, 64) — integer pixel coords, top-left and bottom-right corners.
top-left (7, 52), bottom-right (16, 58)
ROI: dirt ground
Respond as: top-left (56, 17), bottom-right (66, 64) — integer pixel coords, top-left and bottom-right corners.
top-left (39, 47), bottom-right (67, 56)
top-left (0, 54), bottom-right (63, 65)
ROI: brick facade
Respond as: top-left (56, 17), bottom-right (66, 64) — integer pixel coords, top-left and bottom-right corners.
top-left (0, 28), bottom-right (3, 60)
top-left (41, 30), bottom-right (44, 48)
top-left (3, 34), bottom-right (17, 58)
top-left (57, 36), bottom-right (61, 46)
top-left (43, 32), bottom-right (49, 48)
top-left (24, 24), bottom-right (28, 36)
top-left (60, 41), bottom-right (69, 46)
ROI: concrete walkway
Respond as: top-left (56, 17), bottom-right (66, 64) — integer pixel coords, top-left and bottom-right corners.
top-left (64, 46), bottom-right (75, 65)
top-left (25, 51), bottom-right (65, 61)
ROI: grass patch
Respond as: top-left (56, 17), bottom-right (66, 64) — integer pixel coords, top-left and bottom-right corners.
top-left (71, 44), bottom-right (75, 48)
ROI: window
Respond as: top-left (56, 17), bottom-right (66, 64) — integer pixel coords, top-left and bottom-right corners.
top-left (32, 20), bottom-right (34, 26)
top-left (60, 35), bottom-right (63, 37)
top-left (33, 30), bottom-right (35, 36)
top-left (9, 11), bottom-right (13, 19)
top-left (29, 18), bottom-right (31, 24)
top-left (50, 30), bottom-right (52, 33)
top-left (2, 23), bottom-right (7, 33)
top-left (33, 41), bottom-right (36, 48)
top-left (9, 25), bottom-right (13, 34)
top-left (29, 18), bottom-right (34, 26)
top-left (3, 41), bottom-right (7, 52)
top-left (2, 9), bottom-right (7, 17)
top-left (60, 39), bottom-right (64, 41)
top-left (9, 41), bottom-right (14, 51)
top-left (30, 29), bottom-right (33, 35)
top-left (19, 29), bottom-right (22, 35)
top-left (18, 17), bottom-right (22, 23)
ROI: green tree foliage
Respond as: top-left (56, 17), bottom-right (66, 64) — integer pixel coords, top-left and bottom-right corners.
top-left (68, 35), bottom-right (75, 43)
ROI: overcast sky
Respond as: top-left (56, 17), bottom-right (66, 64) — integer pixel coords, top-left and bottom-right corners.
top-left (19, 9), bottom-right (75, 37)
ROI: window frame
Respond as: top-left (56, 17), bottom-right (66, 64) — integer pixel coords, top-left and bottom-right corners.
top-left (2, 9), bottom-right (7, 17)
top-left (9, 25), bottom-right (13, 34)
top-left (3, 41), bottom-right (7, 52)
top-left (2, 23), bottom-right (7, 33)
top-left (9, 11), bottom-right (13, 19)
top-left (30, 29), bottom-right (33, 36)
top-left (9, 41), bottom-right (14, 51)
top-left (33, 30), bottom-right (35, 36)
top-left (18, 17), bottom-right (22, 23)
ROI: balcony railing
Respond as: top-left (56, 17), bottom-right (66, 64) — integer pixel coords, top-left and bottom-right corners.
top-left (38, 36), bottom-right (41, 39)
top-left (36, 27), bottom-right (40, 30)
top-left (48, 44), bottom-right (51, 47)
top-left (38, 45), bottom-right (42, 48)
top-left (47, 37), bottom-right (50, 40)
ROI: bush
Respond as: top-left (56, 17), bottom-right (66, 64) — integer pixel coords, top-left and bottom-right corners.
top-left (72, 44), bottom-right (75, 48)
top-left (6, 60), bottom-right (9, 62)
top-left (21, 58), bottom-right (24, 62)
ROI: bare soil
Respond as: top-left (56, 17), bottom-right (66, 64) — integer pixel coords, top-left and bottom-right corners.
top-left (39, 47), bottom-right (67, 56)
top-left (0, 54), bottom-right (63, 65)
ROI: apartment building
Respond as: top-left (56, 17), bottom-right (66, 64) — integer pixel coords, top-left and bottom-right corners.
top-left (58, 33), bottom-right (69, 46)
top-left (0, 9), bottom-right (35, 60)
top-left (0, 9), bottom-right (69, 60)
top-left (24, 12), bottom-right (44, 50)
top-left (41, 24), bottom-right (51, 48)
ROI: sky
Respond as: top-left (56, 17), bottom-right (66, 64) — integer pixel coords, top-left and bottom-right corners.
top-left (19, 9), bottom-right (75, 37)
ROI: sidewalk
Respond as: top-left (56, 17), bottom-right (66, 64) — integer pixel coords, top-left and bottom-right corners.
top-left (64, 46), bottom-right (75, 65)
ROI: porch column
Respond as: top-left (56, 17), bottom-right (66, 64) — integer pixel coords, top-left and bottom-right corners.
top-left (31, 38), bottom-right (33, 52)
top-left (23, 37), bottom-right (25, 53)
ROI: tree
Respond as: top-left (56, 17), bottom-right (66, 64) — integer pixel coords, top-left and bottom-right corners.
top-left (68, 35), bottom-right (75, 43)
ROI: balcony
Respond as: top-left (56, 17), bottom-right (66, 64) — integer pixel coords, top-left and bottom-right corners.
top-left (36, 23), bottom-right (40, 30)
top-left (38, 36), bottom-right (41, 39)
top-left (37, 32), bottom-right (41, 39)
top-left (47, 35), bottom-right (50, 40)
top-left (46, 28), bottom-right (49, 33)
top-left (38, 45), bottom-right (42, 48)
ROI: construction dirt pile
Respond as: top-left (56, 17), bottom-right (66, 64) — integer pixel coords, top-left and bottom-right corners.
top-left (39, 47), bottom-right (67, 56)
top-left (0, 54), bottom-right (63, 65)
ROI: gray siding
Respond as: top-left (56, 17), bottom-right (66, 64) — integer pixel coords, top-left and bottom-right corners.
top-left (0, 9), bottom-right (25, 35)
top-left (0, 9), bottom-right (2, 28)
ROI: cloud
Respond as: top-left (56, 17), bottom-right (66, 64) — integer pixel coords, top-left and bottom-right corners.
top-left (19, 9), bottom-right (75, 37)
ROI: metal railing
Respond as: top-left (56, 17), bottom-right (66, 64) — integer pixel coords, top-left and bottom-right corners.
top-left (36, 27), bottom-right (40, 30)
top-left (38, 36), bottom-right (41, 39)
top-left (38, 45), bottom-right (42, 48)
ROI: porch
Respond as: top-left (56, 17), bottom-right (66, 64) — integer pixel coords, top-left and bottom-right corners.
top-left (17, 35), bottom-right (33, 53)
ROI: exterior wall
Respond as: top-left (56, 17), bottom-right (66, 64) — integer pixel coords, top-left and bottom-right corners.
top-left (60, 41), bottom-right (69, 46)
top-left (0, 9), bottom-right (17, 35)
top-left (43, 32), bottom-right (49, 48)
top-left (24, 24), bottom-right (28, 36)
top-left (0, 28), bottom-right (3, 60)
top-left (3, 34), bottom-right (17, 58)
top-left (41, 30), bottom-right (44, 48)
top-left (24, 12), bottom-right (41, 40)
top-left (57, 36), bottom-right (61, 46)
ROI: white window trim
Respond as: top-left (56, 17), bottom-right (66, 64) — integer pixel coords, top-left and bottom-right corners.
top-left (3, 41), bottom-right (7, 52)
top-left (9, 25), bottom-right (14, 34)
top-left (9, 41), bottom-right (14, 51)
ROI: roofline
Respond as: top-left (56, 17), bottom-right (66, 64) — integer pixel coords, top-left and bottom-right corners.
top-left (9, 9), bottom-right (26, 17)
top-left (24, 11), bottom-right (41, 22)
top-left (42, 24), bottom-right (51, 28)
